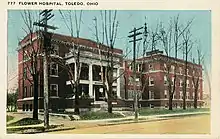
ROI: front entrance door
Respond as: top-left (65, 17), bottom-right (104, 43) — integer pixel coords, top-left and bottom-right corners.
top-left (94, 85), bottom-right (105, 101)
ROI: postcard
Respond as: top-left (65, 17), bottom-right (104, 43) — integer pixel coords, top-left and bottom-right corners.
top-left (1, 0), bottom-right (220, 139)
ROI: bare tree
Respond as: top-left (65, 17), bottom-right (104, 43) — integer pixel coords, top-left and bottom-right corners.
top-left (93, 10), bottom-right (127, 113)
top-left (19, 10), bottom-right (43, 119)
top-left (192, 45), bottom-right (204, 108)
top-left (58, 10), bottom-right (83, 115)
top-left (181, 28), bottom-right (193, 110)
top-left (158, 20), bottom-right (175, 110)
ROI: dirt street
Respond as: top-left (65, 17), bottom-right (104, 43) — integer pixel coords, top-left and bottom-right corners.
top-left (51, 115), bottom-right (210, 134)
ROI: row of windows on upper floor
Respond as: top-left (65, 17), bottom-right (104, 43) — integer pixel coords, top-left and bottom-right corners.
top-left (128, 76), bottom-right (201, 88)
top-left (127, 63), bottom-right (201, 76)
top-left (22, 62), bottom-right (118, 82)
top-left (23, 84), bottom-right (59, 98)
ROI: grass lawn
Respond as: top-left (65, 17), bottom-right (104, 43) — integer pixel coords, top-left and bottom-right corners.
top-left (139, 108), bottom-right (210, 116)
top-left (7, 115), bottom-right (14, 122)
top-left (80, 111), bottom-right (124, 120)
top-left (7, 118), bottom-right (43, 127)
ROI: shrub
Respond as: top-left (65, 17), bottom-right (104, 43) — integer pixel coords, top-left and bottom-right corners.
top-left (80, 111), bottom-right (124, 120)
top-left (7, 115), bottom-right (14, 122)
top-left (7, 118), bottom-right (43, 127)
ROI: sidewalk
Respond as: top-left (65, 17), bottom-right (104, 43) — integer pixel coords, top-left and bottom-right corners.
top-left (76, 111), bottom-right (209, 123)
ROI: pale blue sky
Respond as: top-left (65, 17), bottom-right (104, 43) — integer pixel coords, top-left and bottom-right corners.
top-left (8, 10), bottom-right (211, 79)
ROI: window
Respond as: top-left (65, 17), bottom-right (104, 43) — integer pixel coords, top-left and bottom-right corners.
top-left (179, 67), bottom-right (183, 75)
top-left (164, 90), bottom-right (168, 99)
top-left (179, 79), bottom-right (183, 87)
top-left (51, 45), bottom-right (59, 55)
top-left (138, 64), bottom-right (142, 72)
top-left (164, 76), bottom-right (168, 85)
top-left (180, 91), bottom-right (183, 100)
top-left (80, 63), bottom-right (89, 80)
top-left (171, 65), bottom-right (175, 73)
top-left (149, 91), bottom-right (154, 99)
top-left (113, 68), bottom-right (117, 77)
top-left (187, 80), bottom-right (190, 88)
top-left (171, 77), bottom-right (175, 86)
top-left (193, 70), bottom-right (195, 76)
top-left (173, 91), bottom-right (176, 99)
top-left (50, 62), bottom-right (58, 76)
top-left (50, 84), bottom-right (58, 97)
top-left (23, 51), bottom-right (28, 61)
top-left (128, 90), bottom-right (134, 99)
top-left (23, 86), bottom-right (27, 97)
top-left (149, 64), bottom-right (153, 71)
top-left (187, 69), bottom-right (189, 75)
top-left (113, 87), bottom-right (117, 98)
top-left (192, 82), bottom-right (195, 88)
top-left (186, 92), bottom-right (190, 100)
top-left (23, 67), bottom-right (27, 79)
top-left (164, 63), bottom-right (167, 71)
top-left (30, 85), bottom-right (33, 97)
top-left (149, 77), bottom-right (154, 86)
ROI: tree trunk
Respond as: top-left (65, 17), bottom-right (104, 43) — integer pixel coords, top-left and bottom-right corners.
top-left (194, 86), bottom-right (198, 109)
top-left (107, 99), bottom-right (113, 113)
top-left (33, 75), bottom-right (39, 120)
top-left (169, 92), bottom-right (173, 110)
top-left (108, 86), bottom-right (113, 113)
top-left (74, 83), bottom-right (80, 115)
top-left (183, 83), bottom-right (186, 110)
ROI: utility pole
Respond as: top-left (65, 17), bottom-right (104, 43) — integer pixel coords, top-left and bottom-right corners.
top-left (34, 9), bottom-right (57, 129)
top-left (128, 26), bottom-right (143, 121)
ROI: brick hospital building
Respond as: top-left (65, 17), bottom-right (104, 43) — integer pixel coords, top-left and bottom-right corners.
top-left (17, 32), bottom-right (204, 111)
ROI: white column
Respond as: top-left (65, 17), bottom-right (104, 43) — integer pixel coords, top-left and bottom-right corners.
top-left (117, 68), bottom-right (121, 98)
top-left (89, 64), bottom-right (93, 98)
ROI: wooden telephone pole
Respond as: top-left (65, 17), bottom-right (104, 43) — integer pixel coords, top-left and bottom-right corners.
top-left (33, 9), bottom-right (57, 129)
top-left (128, 26), bottom-right (143, 121)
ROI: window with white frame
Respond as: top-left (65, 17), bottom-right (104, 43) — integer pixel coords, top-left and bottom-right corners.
top-left (173, 91), bottom-right (176, 99)
top-left (149, 77), bottom-right (154, 86)
top-left (23, 86), bottom-right (27, 98)
top-left (164, 90), bottom-right (168, 99)
top-left (30, 85), bottom-right (33, 97)
top-left (23, 50), bottom-right (28, 61)
top-left (187, 80), bottom-right (190, 88)
top-left (187, 69), bottom-right (189, 75)
top-left (149, 91), bottom-right (154, 99)
top-left (164, 63), bottom-right (167, 71)
top-left (192, 82), bottom-right (195, 88)
top-left (171, 65), bottom-right (175, 73)
top-left (138, 64), bottom-right (142, 72)
top-left (179, 67), bottom-right (183, 75)
top-left (127, 90), bottom-right (134, 99)
top-left (23, 67), bottom-right (27, 79)
top-left (179, 79), bottom-right (183, 87)
top-left (51, 45), bottom-right (59, 55)
top-left (50, 62), bottom-right (58, 76)
top-left (50, 84), bottom-right (58, 97)
top-left (180, 91), bottom-right (183, 99)
top-left (149, 64), bottom-right (154, 71)
top-left (171, 77), bottom-right (175, 86)
top-left (186, 92), bottom-right (190, 100)
top-left (113, 68), bottom-right (117, 77)
top-left (164, 76), bottom-right (168, 85)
